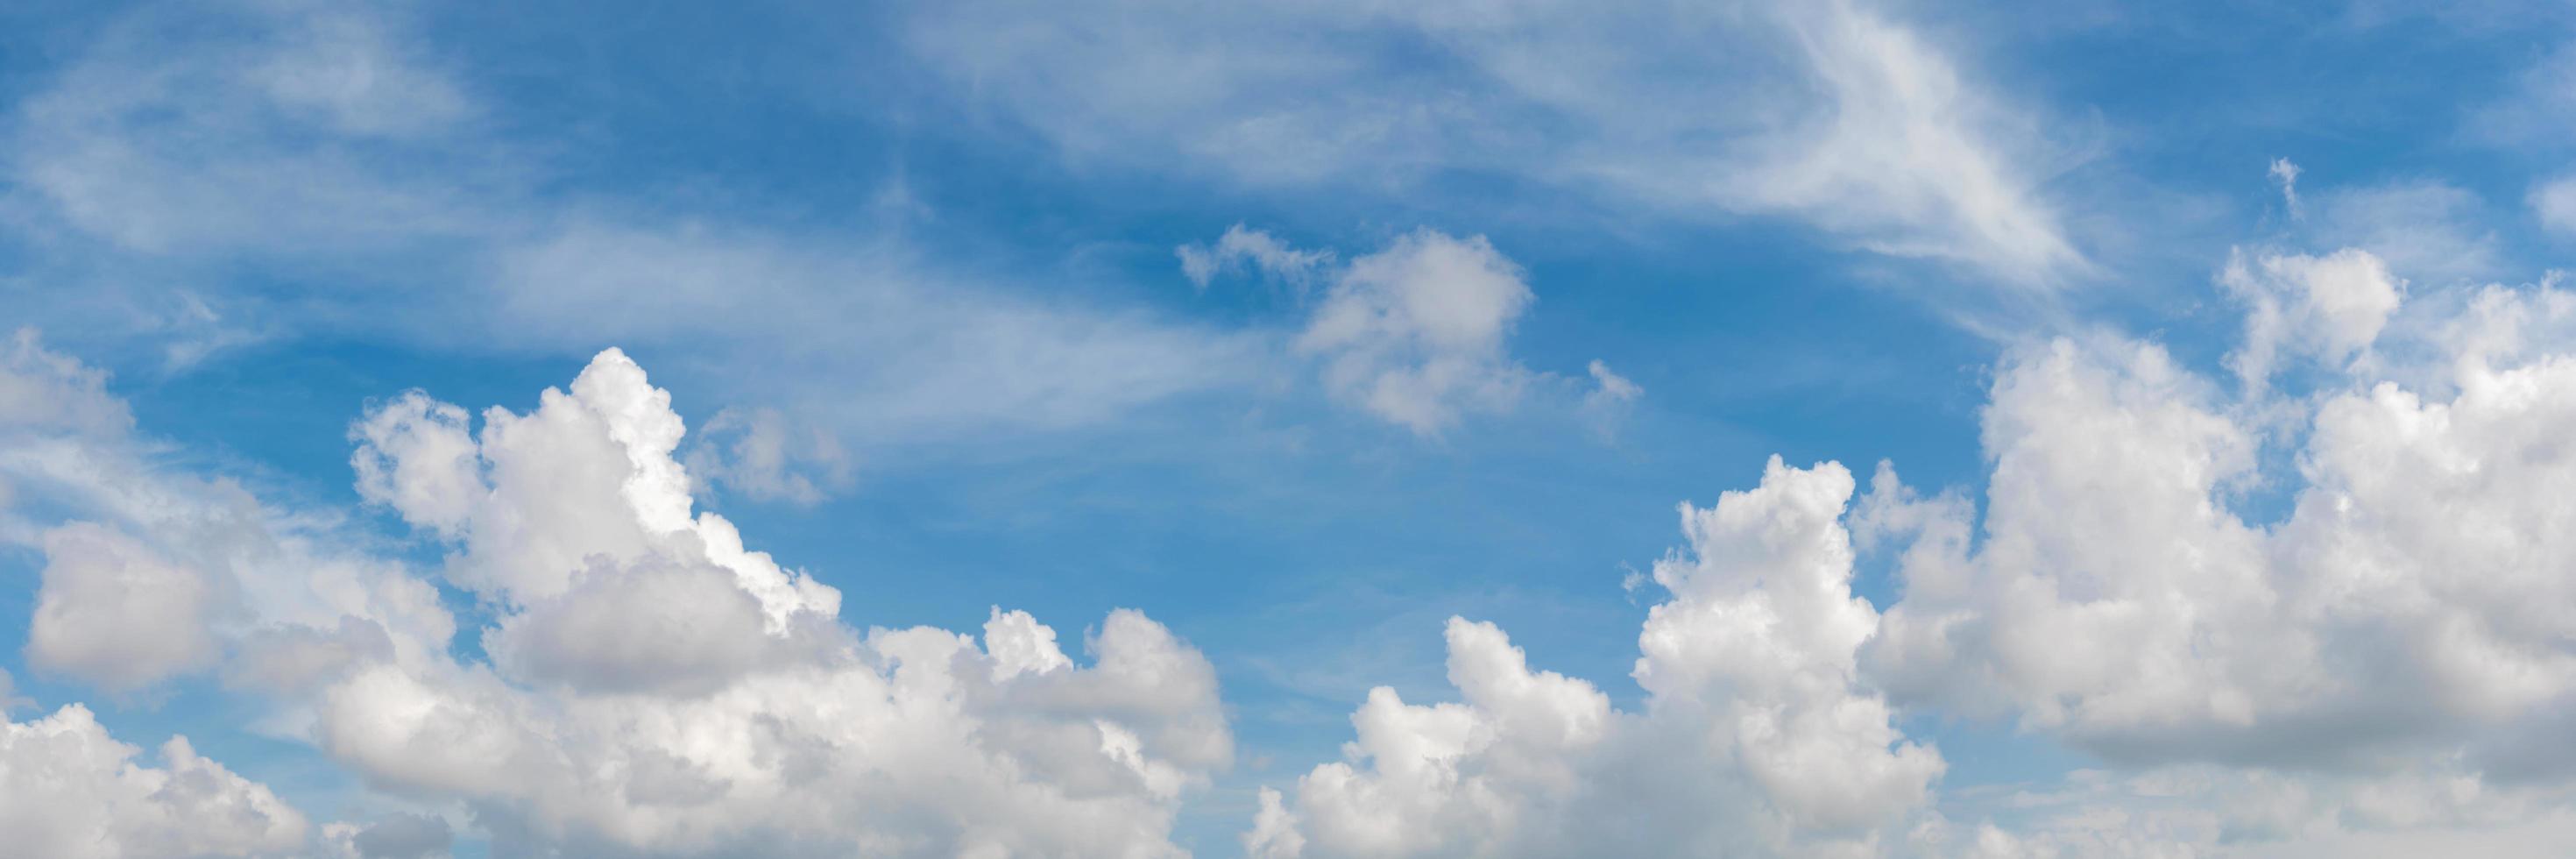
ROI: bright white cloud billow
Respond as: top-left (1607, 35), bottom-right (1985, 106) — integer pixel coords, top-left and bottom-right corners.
top-left (1, 334), bottom-right (1237, 856)
top-left (327, 349), bottom-right (1235, 856)
top-left (1251, 458), bottom-right (1943, 856)
top-left (1251, 245), bottom-right (2576, 855)
top-left (0, 704), bottom-right (308, 858)
top-left (1299, 230), bottom-right (1539, 436)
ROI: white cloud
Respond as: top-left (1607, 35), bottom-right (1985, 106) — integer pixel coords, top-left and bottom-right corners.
top-left (4, 1), bottom-right (1263, 446)
top-left (683, 407), bottom-right (853, 507)
top-left (1578, 359), bottom-right (1643, 440)
top-left (1256, 247), bottom-right (2576, 855)
top-left (1841, 259), bottom-right (2576, 853)
top-left (910, 0), bottom-right (2087, 285)
top-left (2220, 247), bottom-right (2403, 394)
top-left (1297, 230), bottom-right (1538, 436)
top-left (0, 703), bottom-right (308, 858)
top-left (4, 332), bottom-right (1239, 855)
top-left (324, 347), bottom-right (1235, 855)
top-left (1256, 458), bottom-right (1941, 856)
top-left (2530, 174), bottom-right (2576, 238)
top-left (26, 522), bottom-right (227, 692)
top-left (2272, 158), bottom-right (2304, 218)
top-left (1693, 2), bottom-right (2085, 285)
top-left (1178, 224), bottom-right (1335, 290)
top-left (0, 332), bottom-right (456, 697)
top-left (2312, 181), bottom-right (2502, 285)
top-left (0, 329), bottom-right (134, 437)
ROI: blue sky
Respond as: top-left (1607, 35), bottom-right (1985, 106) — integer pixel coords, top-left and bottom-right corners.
top-left (7, 1), bottom-right (2576, 856)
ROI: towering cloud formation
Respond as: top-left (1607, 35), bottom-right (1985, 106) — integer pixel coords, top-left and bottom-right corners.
top-left (1251, 458), bottom-right (1942, 856)
top-left (1, 334), bottom-right (1233, 856)
top-left (1253, 246), bottom-right (2576, 855)
top-left (329, 349), bottom-right (1234, 855)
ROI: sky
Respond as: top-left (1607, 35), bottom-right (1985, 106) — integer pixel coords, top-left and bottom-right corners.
top-left (4, 0), bottom-right (2576, 856)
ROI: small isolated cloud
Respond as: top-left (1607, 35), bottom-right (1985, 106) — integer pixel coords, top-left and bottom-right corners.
top-left (1578, 359), bottom-right (1643, 441)
top-left (1298, 230), bottom-right (1538, 436)
top-left (1178, 224), bottom-right (1335, 290)
top-left (2530, 174), bottom-right (2576, 238)
top-left (2271, 157), bottom-right (2304, 218)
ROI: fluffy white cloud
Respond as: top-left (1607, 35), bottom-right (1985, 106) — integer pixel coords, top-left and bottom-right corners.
top-left (0, 328), bottom-right (133, 437)
top-left (1837, 254), bottom-right (2576, 854)
top-left (2221, 247), bottom-right (2403, 394)
top-left (0, 331), bottom-right (455, 696)
top-left (1867, 280), bottom-right (2576, 768)
top-left (1256, 458), bottom-right (1941, 856)
top-left (351, 348), bottom-right (839, 626)
top-left (325, 348), bottom-right (1235, 855)
top-left (0, 703), bottom-right (308, 858)
top-left (1180, 225), bottom-right (1630, 437)
top-left (26, 522), bottom-right (226, 692)
top-left (2530, 174), bottom-right (2576, 238)
top-left (1258, 246), bottom-right (2576, 855)
top-left (1299, 230), bottom-right (1539, 436)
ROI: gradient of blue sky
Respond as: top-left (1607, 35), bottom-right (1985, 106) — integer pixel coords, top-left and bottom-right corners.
top-left (6, 0), bottom-right (2576, 856)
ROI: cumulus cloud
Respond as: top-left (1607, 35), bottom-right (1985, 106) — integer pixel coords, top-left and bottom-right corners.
top-left (324, 347), bottom-right (1235, 855)
top-left (0, 332), bottom-right (456, 696)
top-left (1834, 254), bottom-right (2576, 854)
top-left (27, 522), bottom-right (227, 692)
top-left (1256, 245), bottom-right (2576, 855)
top-left (1180, 225), bottom-right (1628, 437)
top-left (0, 704), bottom-right (308, 858)
top-left (1299, 230), bottom-right (1539, 436)
top-left (1255, 458), bottom-right (1941, 856)
top-left (913, 0), bottom-right (2086, 285)
top-left (2220, 247), bottom-right (2403, 394)
top-left (1698, 1), bottom-right (2085, 285)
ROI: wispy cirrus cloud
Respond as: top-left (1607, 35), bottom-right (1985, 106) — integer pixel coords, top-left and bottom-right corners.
top-left (909, 0), bottom-right (2091, 287)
